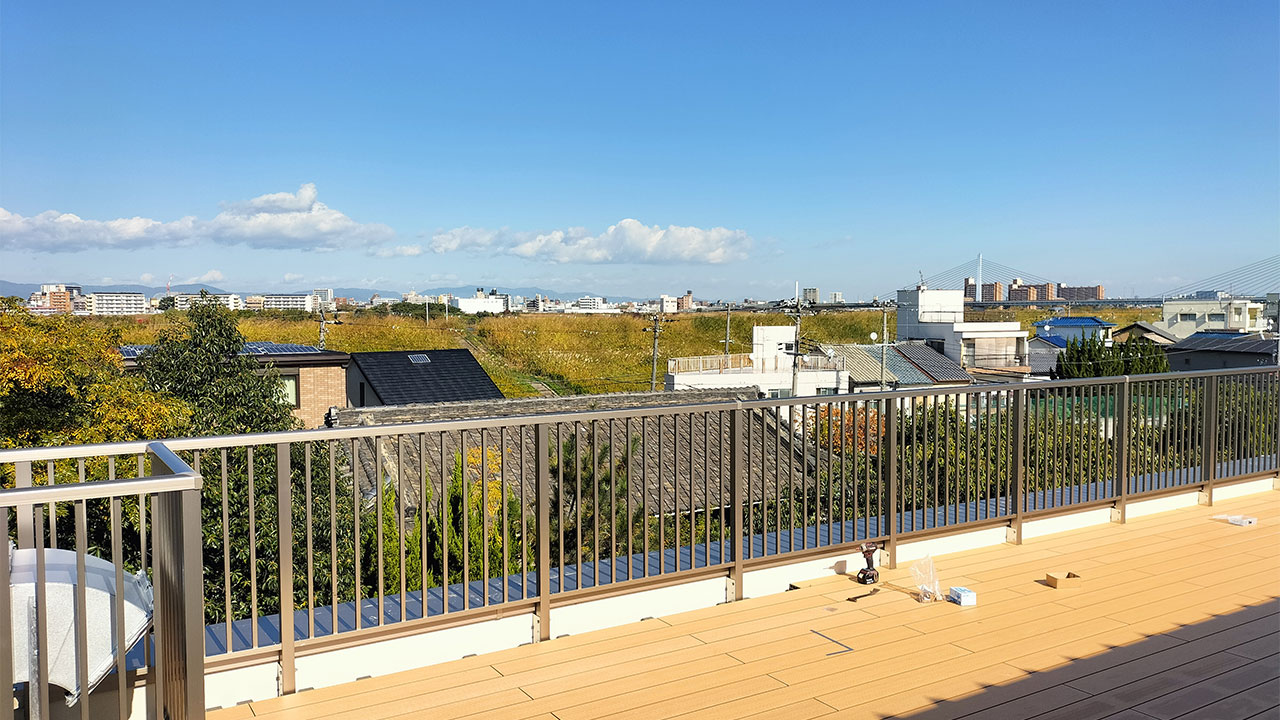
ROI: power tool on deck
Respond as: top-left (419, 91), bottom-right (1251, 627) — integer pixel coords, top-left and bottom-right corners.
top-left (856, 542), bottom-right (880, 585)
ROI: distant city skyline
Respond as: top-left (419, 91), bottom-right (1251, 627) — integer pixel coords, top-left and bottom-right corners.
top-left (2, 2), bottom-right (1276, 299)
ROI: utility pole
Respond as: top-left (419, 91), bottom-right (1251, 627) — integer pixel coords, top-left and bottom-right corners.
top-left (644, 313), bottom-right (671, 391)
top-left (784, 282), bottom-right (813, 399)
top-left (723, 302), bottom-right (732, 359)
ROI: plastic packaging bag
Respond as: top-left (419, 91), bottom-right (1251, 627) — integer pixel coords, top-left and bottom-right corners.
top-left (910, 555), bottom-right (941, 602)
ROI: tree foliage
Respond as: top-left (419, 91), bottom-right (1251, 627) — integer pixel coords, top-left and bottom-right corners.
top-left (1054, 335), bottom-right (1170, 379)
top-left (0, 298), bottom-right (188, 450)
top-left (138, 292), bottom-right (298, 435)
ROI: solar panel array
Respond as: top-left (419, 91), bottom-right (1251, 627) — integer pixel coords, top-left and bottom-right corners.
top-left (117, 341), bottom-right (324, 359)
top-left (407, 353), bottom-right (431, 364)
top-left (1172, 334), bottom-right (1278, 355)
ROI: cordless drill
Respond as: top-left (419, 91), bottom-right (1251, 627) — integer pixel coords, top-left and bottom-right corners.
top-left (856, 542), bottom-right (880, 585)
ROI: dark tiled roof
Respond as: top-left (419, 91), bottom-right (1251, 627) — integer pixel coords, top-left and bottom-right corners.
top-left (1114, 322), bottom-right (1178, 343)
top-left (1170, 333), bottom-right (1279, 355)
top-left (893, 342), bottom-right (973, 383)
top-left (350, 350), bottom-right (504, 405)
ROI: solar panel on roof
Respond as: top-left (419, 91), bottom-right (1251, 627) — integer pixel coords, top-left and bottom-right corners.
top-left (408, 353), bottom-right (431, 364)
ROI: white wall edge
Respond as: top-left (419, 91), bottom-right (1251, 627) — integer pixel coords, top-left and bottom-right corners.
top-left (1022, 508), bottom-right (1114, 540)
top-left (1214, 477), bottom-right (1276, 502)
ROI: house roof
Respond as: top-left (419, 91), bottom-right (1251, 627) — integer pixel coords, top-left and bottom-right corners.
top-left (821, 343), bottom-right (969, 386)
top-left (1170, 332), bottom-right (1279, 355)
top-left (1030, 334), bottom-right (1068, 348)
top-left (1113, 321), bottom-right (1178, 344)
top-left (349, 349), bottom-right (504, 405)
top-left (1033, 316), bottom-right (1116, 328)
top-left (118, 342), bottom-right (349, 368)
top-left (892, 342), bottom-right (973, 383)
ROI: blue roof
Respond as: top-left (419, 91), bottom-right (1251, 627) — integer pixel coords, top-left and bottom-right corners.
top-left (1033, 334), bottom-right (1068, 348)
top-left (1033, 316), bottom-right (1115, 328)
top-left (119, 342), bottom-right (324, 359)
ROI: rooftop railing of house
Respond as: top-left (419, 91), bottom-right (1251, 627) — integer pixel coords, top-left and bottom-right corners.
top-left (0, 367), bottom-right (1277, 717)
top-left (668, 353), bottom-right (845, 374)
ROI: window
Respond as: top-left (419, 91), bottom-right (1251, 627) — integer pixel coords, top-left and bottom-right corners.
top-left (1207, 313), bottom-right (1226, 323)
top-left (768, 388), bottom-right (793, 399)
top-left (817, 387), bottom-right (838, 396)
top-left (1178, 313), bottom-right (1197, 322)
top-left (279, 374), bottom-right (300, 409)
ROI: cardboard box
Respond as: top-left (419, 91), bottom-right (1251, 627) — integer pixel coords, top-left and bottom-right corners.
top-left (1046, 572), bottom-right (1082, 589)
top-left (948, 586), bottom-right (977, 606)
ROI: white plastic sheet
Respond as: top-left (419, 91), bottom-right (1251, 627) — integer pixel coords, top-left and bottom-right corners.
top-left (8, 543), bottom-right (154, 706)
top-left (909, 554), bottom-right (941, 602)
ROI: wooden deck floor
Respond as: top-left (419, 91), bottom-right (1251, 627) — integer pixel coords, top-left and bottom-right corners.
top-left (211, 491), bottom-right (1280, 720)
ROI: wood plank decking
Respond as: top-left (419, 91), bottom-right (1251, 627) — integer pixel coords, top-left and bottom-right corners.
top-left (211, 490), bottom-right (1280, 720)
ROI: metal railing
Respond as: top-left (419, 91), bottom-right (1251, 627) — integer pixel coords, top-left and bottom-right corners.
top-left (1, 442), bottom-right (203, 720)
top-left (0, 367), bottom-right (1276, 706)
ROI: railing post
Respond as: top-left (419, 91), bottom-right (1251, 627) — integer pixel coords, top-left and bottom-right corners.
top-left (1200, 376), bottom-right (1219, 506)
top-left (1113, 377), bottom-right (1131, 524)
top-left (535, 424), bottom-right (552, 641)
top-left (14, 461), bottom-right (33, 548)
top-left (146, 443), bottom-right (205, 720)
top-left (885, 398), bottom-right (899, 569)
top-left (0, 508), bottom-right (11, 720)
top-left (277, 443), bottom-right (296, 695)
top-left (729, 408), bottom-right (745, 601)
top-left (1008, 388), bottom-right (1026, 545)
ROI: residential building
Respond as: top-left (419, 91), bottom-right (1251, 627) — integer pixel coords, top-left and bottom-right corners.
top-left (1033, 316), bottom-right (1115, 345)
top-left (450, 295), bottom-right (506, 314)
top-left (1026, 334), bottom-right (1067, 376)
top-left (86, 292), bottom-right (148, 316)
top-left (120, 341), bottom-right (349, 427)
top-left (963, 278), bottom-right (1006, 302)
top-left (401, 291), bottom-right (430, 305)
top-left (658, 294), bottom-right (678, 314)
top-left (526, 295), bottom-right (551, 312)
top-left (1059, 284), bottom-right (1105, 301)
top-left (27, 283), bottom-right (83, 313)
top-left (261, 294), bottom-right (316, 312)
top-left (897, 286), bottom-right (1028, 369)
top-left (1112, 321), bottom-right (1178, 346)
top-left (312, 288), bottom-right (336, 311)
top-left (1161, 298), bottom-right (1265, 339)
top-left (664, 325), bottom-right (846, 397)
top-left (244, 295), bottom-right (266, 311)
top-left (1007, 278), bottom-right (1056, 302)
top-left (347, 349), bottom-right (504, 407)
top-left (175, 293), bottom-right (243, 311)
top-left (676, 290), bottom-right (694, 312)
top-left (801, 287), bottom-right (819, 304)
top-left (1267, 293), bottom-right (1279, 331)
top-left (829, 291), bottom-right (844, 304)
top-left (1165, 332), bottom-right (1279, 371)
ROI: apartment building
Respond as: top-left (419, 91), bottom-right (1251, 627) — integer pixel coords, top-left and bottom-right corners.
top-left (175, 293), bottom-right (243, 311)
top-left (1059, 284), bottom-right (1105, 301)
top-left (87, 292), bottom-right (148, 316)
top-left (801, 287), bottom-right (820, 304)
top-left (676, 290), bottom-right (694, 311)
top-left (1161, 298), bottom-right (1265, 339)
top-left (261, 294), bottom-right (317, 312)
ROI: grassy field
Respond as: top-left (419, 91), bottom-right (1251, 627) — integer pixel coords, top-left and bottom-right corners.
top-left (88, 305), bottom-right (1160, 398)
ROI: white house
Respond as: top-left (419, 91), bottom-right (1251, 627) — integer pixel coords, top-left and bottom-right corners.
top-left (664, 325), bottom-right (846, 398)
top-left (896, 287), bottom-right (1028, 369)
top-left (1161, 298), bottom-right (1266, 339)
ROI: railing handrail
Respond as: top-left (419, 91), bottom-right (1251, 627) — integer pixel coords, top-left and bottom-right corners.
top-left (0, 472), bottom-right (201, 507)
top-left (0, 365), bottom-right (1275, 464)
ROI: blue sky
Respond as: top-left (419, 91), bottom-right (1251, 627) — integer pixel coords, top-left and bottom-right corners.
top-left (2, 1), bottom-right (1277, 299)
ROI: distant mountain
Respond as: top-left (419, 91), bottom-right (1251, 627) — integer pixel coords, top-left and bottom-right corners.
top-left (1, 279), bottom-right (647, 304)
top-left (0, 279), bottom-right (229, 298)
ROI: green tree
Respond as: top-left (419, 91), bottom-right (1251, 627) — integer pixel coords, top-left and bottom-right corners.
top-left (156, 295), bottom-right (177, 311)
top-left (137, 292), bottom-right (298, 435)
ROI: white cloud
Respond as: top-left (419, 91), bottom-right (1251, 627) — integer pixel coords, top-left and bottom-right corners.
top-left (188, 269), bottom-right (225, 284)
top-left (373, 244), bottom-right (425, 258)
top-left (283, 273), bottom-right (305, 283)
top-left (0, 183), bottom-right (393, 253)
top-left (428, 218), bottom-right (750, 264)
top-left (139, 273), bottom-right (155, 284)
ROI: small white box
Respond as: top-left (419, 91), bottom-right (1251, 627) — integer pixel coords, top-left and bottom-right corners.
top-left (1229, 516), bottom-right (1258, 527)
top-left (948, 586), bottom-right (977, 606)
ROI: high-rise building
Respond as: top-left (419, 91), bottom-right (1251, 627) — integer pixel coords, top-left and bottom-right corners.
top-left (312, 288), bottom-right (336, 311)
top-left (802, 287), bottom-right (820, 304)
top-left (658, 295), bottom-right (678, 314)
top-left (175, 293), bottom-right (244, 311)
top-left (1059, 285), bottom-right (1105, 301)
top-left (829, 291), bottom-right (844, 304)
top-left (676, 290), bottom-right (694, 311)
